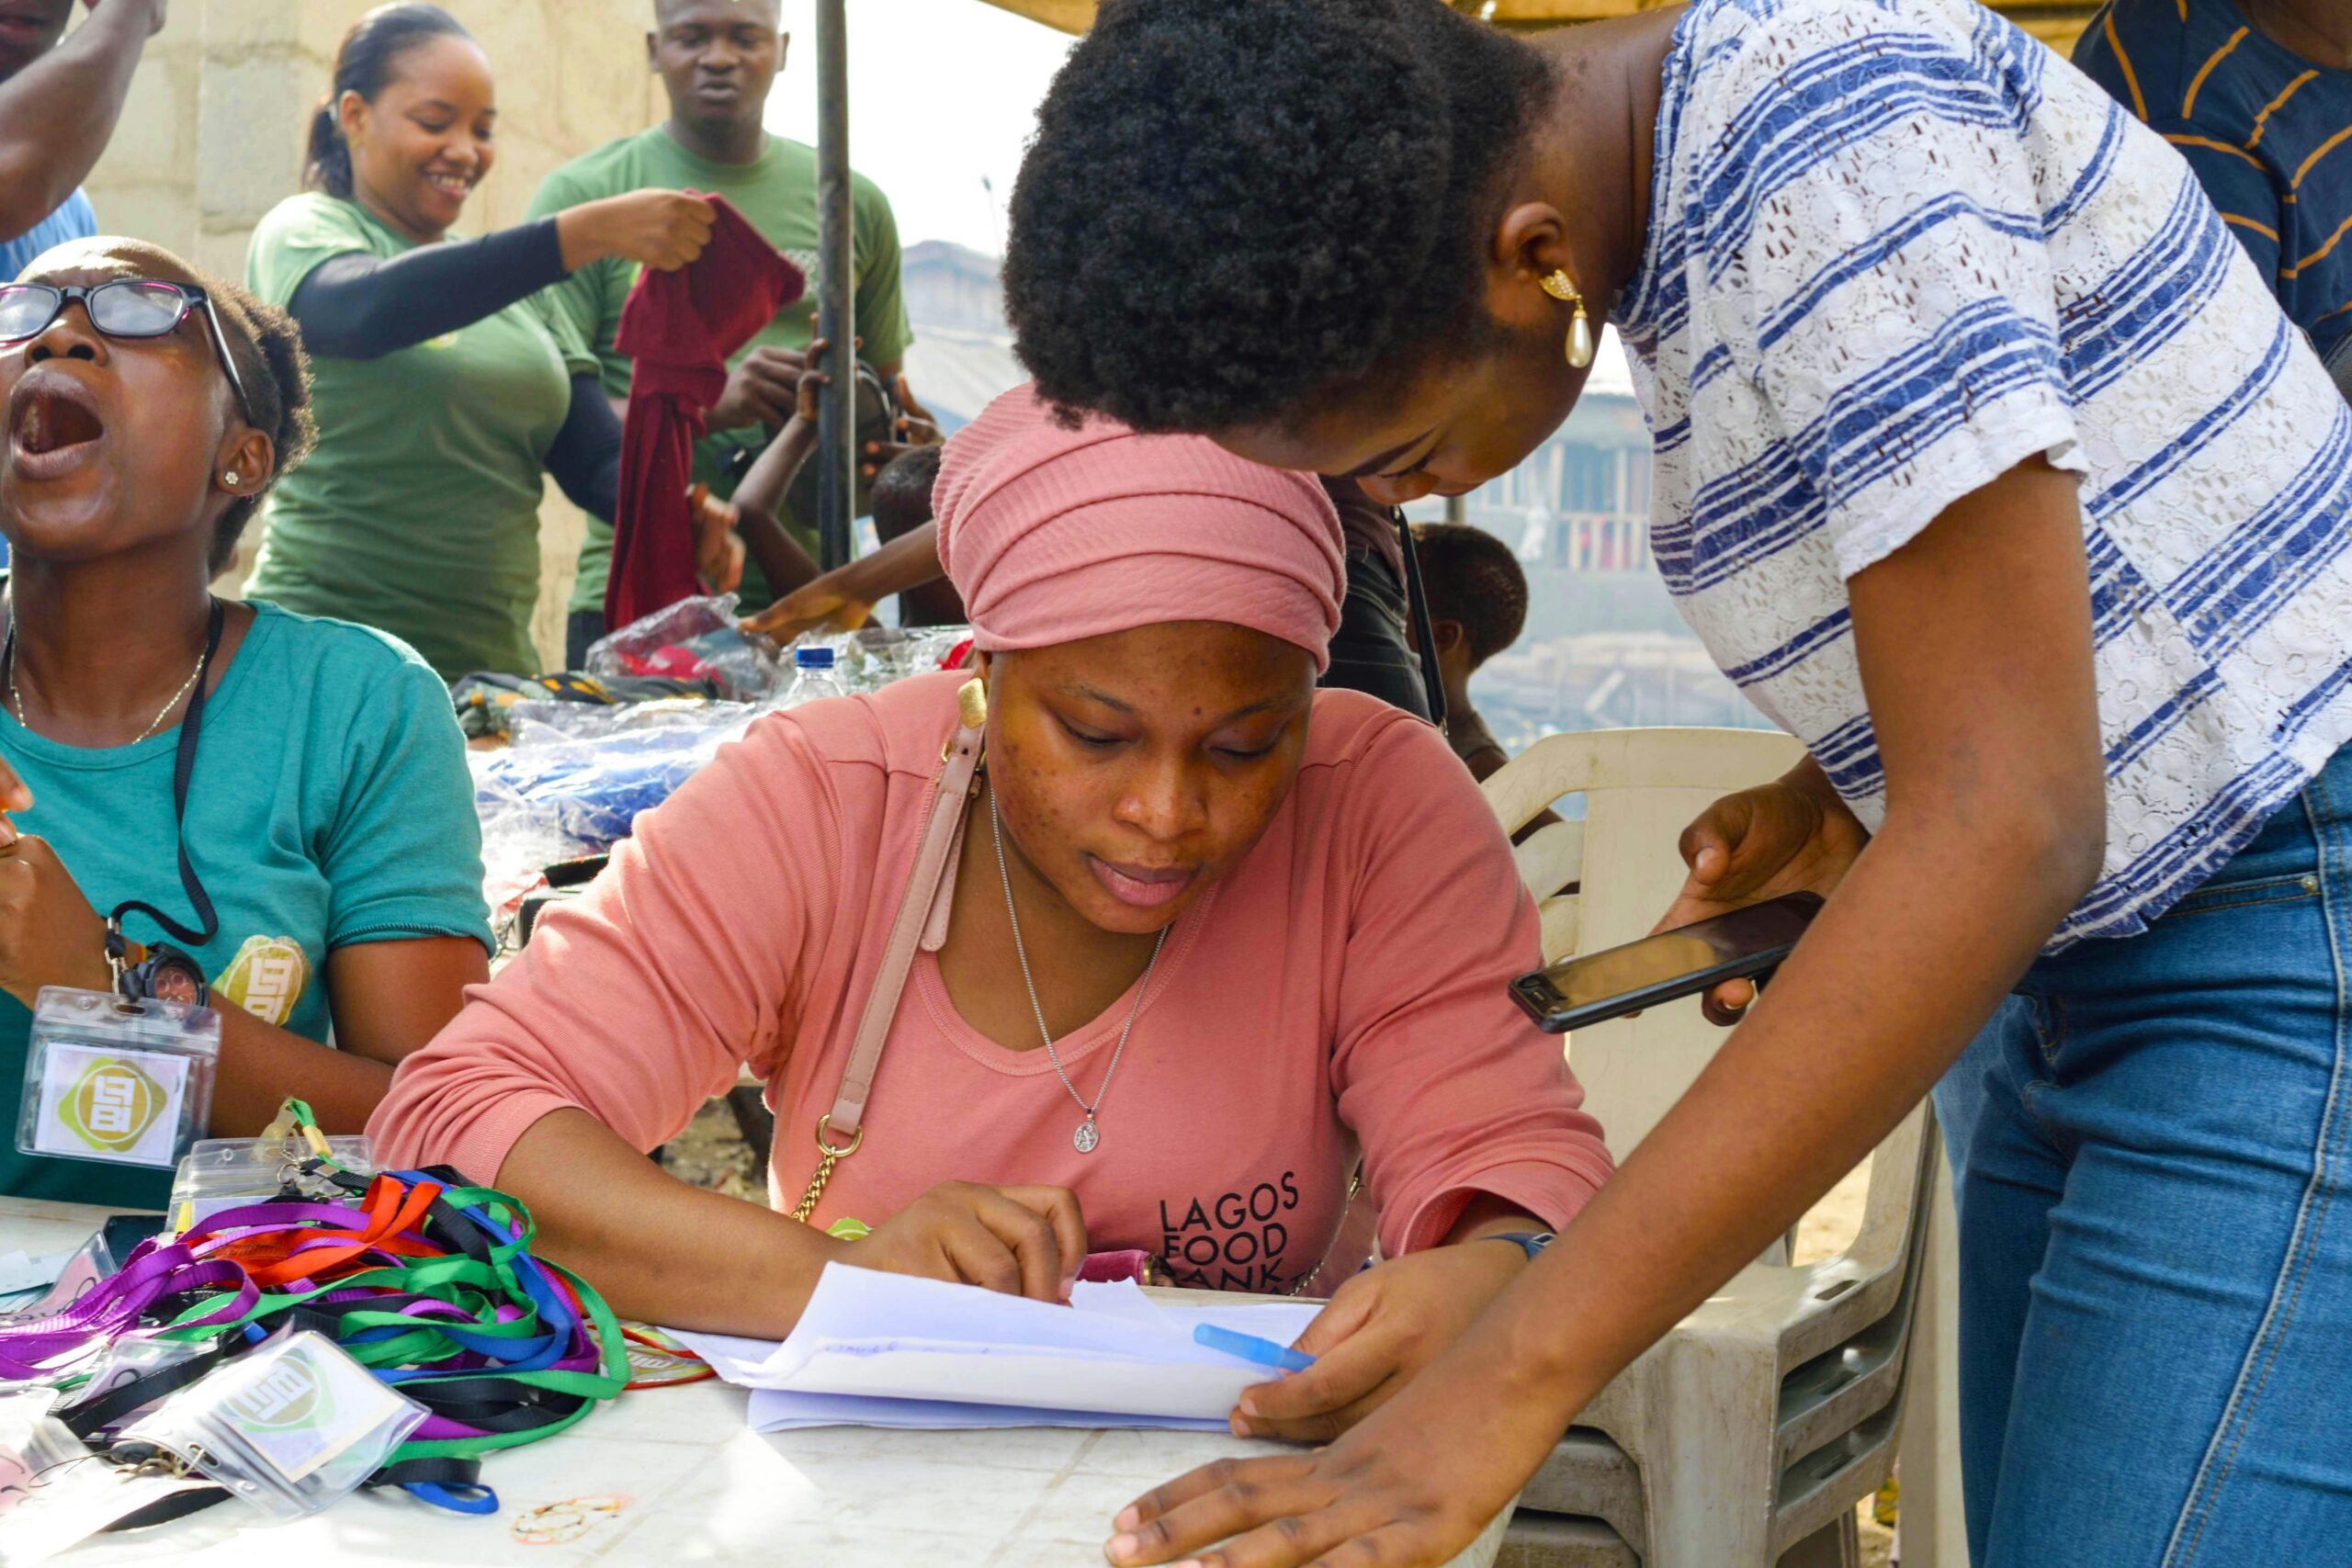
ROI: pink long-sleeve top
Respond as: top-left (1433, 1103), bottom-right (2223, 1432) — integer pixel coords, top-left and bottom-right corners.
top-left (371, 674), bottom-right (1611, 1292)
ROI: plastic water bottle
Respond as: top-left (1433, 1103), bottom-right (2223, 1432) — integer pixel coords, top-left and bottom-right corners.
top-left (779, 645), bottom-right (848, 708)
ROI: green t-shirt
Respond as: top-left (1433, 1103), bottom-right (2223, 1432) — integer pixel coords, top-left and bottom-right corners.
top-left (525, 129), bottom-right (913, 615)
top-left (243, 193), bottom-right (597, 679)
top-left (0, 602), bottom-right (492, 1209)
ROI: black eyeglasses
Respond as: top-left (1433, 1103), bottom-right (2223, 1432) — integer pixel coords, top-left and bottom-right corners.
top-left (0, 280), bottom-right (254, 426)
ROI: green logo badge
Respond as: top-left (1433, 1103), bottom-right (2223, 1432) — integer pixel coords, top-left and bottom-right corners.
top-left (225, 1357), bottom-right (334, 1434)
top-left (60, 1057), bottom-right (165, 1153)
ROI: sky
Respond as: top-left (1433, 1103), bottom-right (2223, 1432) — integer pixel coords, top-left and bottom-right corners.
top-left (760, 1), bottom-right (1076, 259)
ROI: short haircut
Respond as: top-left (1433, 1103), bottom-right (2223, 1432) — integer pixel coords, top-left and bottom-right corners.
top-left (871, 444), bottom-right (944, 541)
top-left (26, 238), bottom-right (316, 574)
top-left (1412, 522), bottom-right (1528, 669)
top-left (1004, 0), bottom-right (1551, 434)
top-left (208, 281), bottom-right (317, 574)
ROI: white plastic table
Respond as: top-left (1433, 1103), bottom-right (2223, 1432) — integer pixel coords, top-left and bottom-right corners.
top-left (3, 1197), bottom-right (1509, 1568)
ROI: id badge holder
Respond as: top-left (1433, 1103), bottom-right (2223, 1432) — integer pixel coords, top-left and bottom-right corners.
top-left (167, 1132), bottom-right (373, 1235)
top-left (15, 987), bottom-right (220, 1170)
top-left (119, 1333), bottom-right (424, 1523)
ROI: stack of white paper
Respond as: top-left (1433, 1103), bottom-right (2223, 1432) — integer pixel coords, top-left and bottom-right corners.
top-left (670, 1264), bottom-right (1323, 1432)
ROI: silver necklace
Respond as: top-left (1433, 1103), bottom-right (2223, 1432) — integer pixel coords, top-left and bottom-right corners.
top-left (989, 785), bottom-right (1167, 1154)
top-left (5, 626), bottom-right (206, 745)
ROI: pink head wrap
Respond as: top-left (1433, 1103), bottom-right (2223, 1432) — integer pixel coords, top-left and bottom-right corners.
top-left (933, 384), bottom-right (1347, 671)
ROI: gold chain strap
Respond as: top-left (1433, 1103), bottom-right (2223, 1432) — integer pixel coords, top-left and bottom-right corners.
top-left (791, 1115), bottom-right (865, 1224)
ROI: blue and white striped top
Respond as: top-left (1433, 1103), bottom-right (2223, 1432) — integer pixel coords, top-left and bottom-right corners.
top-left (1614, 0), bottom-right (2352, 947)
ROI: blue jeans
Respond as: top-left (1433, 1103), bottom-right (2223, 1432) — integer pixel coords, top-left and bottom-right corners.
top-left (1931, 744), bottom-right (2352, 1566)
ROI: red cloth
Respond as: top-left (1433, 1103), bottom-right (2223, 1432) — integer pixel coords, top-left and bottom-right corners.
top-left (605, 193), bottom-right (804, 629)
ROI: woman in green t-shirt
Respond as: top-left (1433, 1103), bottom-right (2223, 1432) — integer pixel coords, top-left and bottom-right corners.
top-left (245, 4), bottom-right (716, 680)
top-left (0, 234), bottom-right (493, 1209)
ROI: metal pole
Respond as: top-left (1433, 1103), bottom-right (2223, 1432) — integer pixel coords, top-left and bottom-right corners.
top-left (814, 0), bottom-right (854, 571)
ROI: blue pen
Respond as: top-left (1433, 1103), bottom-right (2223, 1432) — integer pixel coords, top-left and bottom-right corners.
top-left (1193, 1322), bottom-right (1316, 1374)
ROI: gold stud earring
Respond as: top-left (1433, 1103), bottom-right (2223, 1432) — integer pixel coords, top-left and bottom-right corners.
top-left (956, 676), bottom-right (988, 730)
top-left (1540, 270), bottom-right (1596, 369)
top-left (223, 470), bottom-right (240, 486)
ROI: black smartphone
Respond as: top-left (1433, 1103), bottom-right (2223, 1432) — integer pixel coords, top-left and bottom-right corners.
top-left (1510, 890), bottom-right (1825, 1033)
top-left (96, 1213), bottom-right (165, 1269)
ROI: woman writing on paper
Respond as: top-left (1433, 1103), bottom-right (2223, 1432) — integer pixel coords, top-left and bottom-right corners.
top-left (373, 383), bottom-right (1614, 1438)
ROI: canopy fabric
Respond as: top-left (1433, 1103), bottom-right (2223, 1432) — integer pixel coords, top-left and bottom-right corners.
top-left (976, 0), bottom-right (2097, 49)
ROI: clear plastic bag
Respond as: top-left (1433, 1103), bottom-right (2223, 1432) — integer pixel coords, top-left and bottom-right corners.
top-left (16, 989), bottom-right (220, 1170)
top-left (119, 1333), bottom-right (424, 1524)
top-left (585, 593), bottom-right (785, 703)
top-left (775, 624), bottom-right (974, 702)
top-left (469, 704), bottom-right (759, 925)
top-left (505, 696), bottom-right (747, 748)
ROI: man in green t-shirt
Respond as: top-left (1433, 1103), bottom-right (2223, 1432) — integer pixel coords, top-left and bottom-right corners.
top-left (529, 0), bottom-right (914, 659)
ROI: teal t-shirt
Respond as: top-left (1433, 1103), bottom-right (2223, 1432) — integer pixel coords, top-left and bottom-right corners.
top-left (243, 193), bottom-right (597, 679)
top-left (0, 603), bottom-right (492, 1208)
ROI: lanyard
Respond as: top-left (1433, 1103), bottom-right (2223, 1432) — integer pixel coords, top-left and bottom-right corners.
top-left (103, 597), bottom-right (227, 961)
top-left (0, 1106), bottom-right (632, 1518)
top-left (159, 1163), bottom-right (629, 1462)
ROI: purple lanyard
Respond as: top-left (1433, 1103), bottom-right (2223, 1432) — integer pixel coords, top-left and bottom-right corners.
top-left (0, 1238), bottom-right (252, 1382)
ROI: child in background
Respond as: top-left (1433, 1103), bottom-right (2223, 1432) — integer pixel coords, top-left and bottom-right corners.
top-left (1410, 522), bottom-right (1561, 840)
top-left (869, 446), bottom-right (964, 628)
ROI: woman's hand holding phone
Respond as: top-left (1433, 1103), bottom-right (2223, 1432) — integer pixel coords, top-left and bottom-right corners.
top-left (1656, 757), bottom-right (1868, 1024)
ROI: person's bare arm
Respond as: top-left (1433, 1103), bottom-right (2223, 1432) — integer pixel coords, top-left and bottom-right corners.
top-left (499, 1106), bottom-right (1091, 1335)
top-left (0, 0), bottom-right (164, 242)
top-left (740, 520), bottom-right (944, 642)
top-left (0, 812), bottom-right (483, 1138)
top-left (1106, 456), bottom-right (2105, 1567)
top-left (497, 1106), bottom-right (844, 1335)
top-left (199, 935), bottom-right (489, 1135)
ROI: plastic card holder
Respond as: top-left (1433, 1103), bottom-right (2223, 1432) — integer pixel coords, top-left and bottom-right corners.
top-left (0, 1233), bottom-right (109, 1333)
top-left (16, 988), bottom-right (220, 1170)
top-left (167, 1134), bottom-right (373, 1235)
top-left (0, 1388), bottom-right (209, 1565)
top-left (57, 1337), bottom-right (215, 1427)
top-left (119, 1333), bottom-right (423, 1523)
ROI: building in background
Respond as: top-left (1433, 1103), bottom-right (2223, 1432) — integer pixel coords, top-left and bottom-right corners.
top-left (899, 238), bottom-right (1023, 434)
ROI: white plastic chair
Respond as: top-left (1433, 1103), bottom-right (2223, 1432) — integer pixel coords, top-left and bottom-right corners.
top-left (1483, 728), bottom-right (1943, 1568)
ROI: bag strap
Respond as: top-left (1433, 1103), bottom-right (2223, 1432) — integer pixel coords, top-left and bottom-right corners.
top-left (790, 706), bottom-right (985, 1222)
top-left (1394, 508), bottom-right (1447, 729)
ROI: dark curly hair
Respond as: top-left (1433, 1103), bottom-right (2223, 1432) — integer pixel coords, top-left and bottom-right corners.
top-left (1412, 521), bottom-right (1528, 668)
top-left (207, 279), bottom-right (316, 575)
top-left (1004, 0), bottom-right (1551, 434)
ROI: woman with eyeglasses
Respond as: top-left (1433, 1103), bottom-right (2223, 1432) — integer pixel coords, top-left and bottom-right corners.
top-left (243, 4), bottom-right (715, 681)
top-left (0, 235), bottom-right (492, 1208)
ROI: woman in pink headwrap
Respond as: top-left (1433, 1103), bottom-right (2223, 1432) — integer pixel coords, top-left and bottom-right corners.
top-left (370, 384), bottom-right (1611, 1439)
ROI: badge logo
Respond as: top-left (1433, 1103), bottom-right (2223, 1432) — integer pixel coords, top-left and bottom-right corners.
top-left (224, 1356), bottom-right (334, 1435)
top-left (59, 1056), bottom-right (166, 1153)
top-left (216, 936), bottom-right (311, 1027)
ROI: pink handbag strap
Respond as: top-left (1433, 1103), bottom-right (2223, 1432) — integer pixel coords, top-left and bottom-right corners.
top-left (822, 719), bottom-right (985, 1139)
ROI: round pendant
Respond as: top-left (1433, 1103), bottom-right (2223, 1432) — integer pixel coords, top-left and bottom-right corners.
top-left (1073, 1119), bottom-right (1100, 1155)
